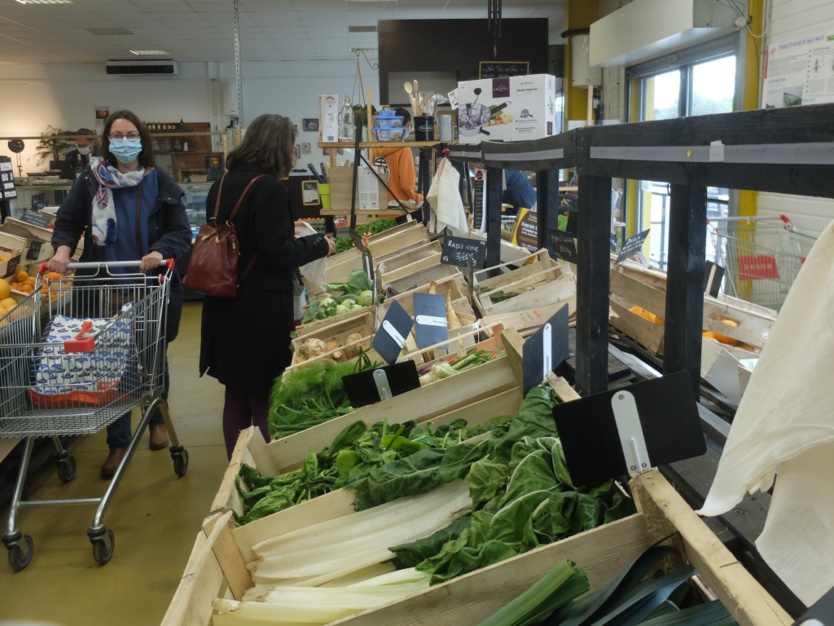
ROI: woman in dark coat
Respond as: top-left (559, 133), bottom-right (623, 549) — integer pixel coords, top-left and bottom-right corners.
top-left (198, 114), bottom-right (334, 457)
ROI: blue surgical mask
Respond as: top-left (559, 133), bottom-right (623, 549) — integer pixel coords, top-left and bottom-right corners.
top-left (109, 138), bottom-right (143, 163)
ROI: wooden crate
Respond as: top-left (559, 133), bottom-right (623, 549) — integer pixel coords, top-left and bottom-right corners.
top-left (474, 249), bottom-right (576, 317)
top-left (211, 349), bottom-right (522, 515)
top-left (365, 221), bottom-right (428, 259)
top-left (376, 241), bottom-right (442, 283)
top-left (290, 310), bottom-right (376, 366)
top-left (323, 247), bottom-right (364, 287)
top-left (383, 262), bottom-right (462, 296)
top-left (609, 259), bottom-right (777, 356)
top-left (165, 470), bottom-right (790, 626)
top-left (481, 301), bottom-right (572, 336)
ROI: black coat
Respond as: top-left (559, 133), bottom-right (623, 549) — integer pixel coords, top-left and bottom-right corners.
top-left (198, 166), bottom-right (329, 392)
top-left (51, 165), bottom-right (193, 341)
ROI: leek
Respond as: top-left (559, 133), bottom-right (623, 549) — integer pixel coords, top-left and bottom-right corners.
top-left (250, 480), bottom-right (471, 584)
top-left (213, 568), bottom-right (431, 625)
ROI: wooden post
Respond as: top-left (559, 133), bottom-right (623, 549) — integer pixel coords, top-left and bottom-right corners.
top-left (663, 183), bottom-right (707, 396)
top-left (575, 174), bottom-right (611, 395)
top-left (536, 169), bottom-right (559, 253)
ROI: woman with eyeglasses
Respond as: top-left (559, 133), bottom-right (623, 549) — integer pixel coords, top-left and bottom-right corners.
top-left (47, 109), bottom-right (192, 479)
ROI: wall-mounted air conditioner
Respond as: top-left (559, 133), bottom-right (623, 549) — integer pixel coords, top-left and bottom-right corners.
top-left (105, 60), bottom-right (178, 76)
top-left (590, 0), bottom-right (740, 68)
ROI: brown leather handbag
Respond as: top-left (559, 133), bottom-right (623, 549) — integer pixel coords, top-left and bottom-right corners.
top-left (182, 173), bottom-right (265, 298)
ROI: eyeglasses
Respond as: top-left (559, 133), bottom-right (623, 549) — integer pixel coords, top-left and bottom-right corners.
top-left (109, 132), bottom-right (140, 140)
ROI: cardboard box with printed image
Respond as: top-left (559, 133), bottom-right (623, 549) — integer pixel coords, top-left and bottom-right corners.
top-left (456, 74), bottom-right (557, 144)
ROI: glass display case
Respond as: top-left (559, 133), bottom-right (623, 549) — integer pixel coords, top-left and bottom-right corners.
top-left (181, 182), bottom-right (212, 241)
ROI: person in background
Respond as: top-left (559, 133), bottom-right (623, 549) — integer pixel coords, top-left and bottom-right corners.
top-left (47, 110), bottom-right (192, 479)
top-left (64, 128), bottom-right (97, 180)
top-left (198, 113), bottom-right (335, 458)
top-left (372, 108), bottom-right (424, 216)
top-left (501, 168), bottom-right (538, 214)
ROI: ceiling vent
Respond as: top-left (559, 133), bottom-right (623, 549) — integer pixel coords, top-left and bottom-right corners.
top-left (106, 59), bottom-right (178, 76)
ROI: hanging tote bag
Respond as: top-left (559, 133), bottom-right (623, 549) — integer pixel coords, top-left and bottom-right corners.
top-left (183, 173), bottom-right (265, 298)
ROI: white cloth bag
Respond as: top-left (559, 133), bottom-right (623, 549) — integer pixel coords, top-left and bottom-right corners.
top-left (426, 157), bottom-right (469, 237)
top-left (698, 219), bottom-right (834, 605)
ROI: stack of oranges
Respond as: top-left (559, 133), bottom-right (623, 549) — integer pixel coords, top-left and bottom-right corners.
top-left (8, 268), bottom-right (36, 294)
top-left (0, 278), bottom-right (18, 317)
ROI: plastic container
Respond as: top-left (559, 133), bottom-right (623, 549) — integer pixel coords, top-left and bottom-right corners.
top-left (374, 127), bottom-right (406, 141)
top-left (373, 115), bottom-right (404, 128)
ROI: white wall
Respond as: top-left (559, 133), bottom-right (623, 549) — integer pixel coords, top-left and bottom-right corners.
top-left (0, 59), bottom-right (375, 175)
top-left (757, 0), bottom-right (834, 237)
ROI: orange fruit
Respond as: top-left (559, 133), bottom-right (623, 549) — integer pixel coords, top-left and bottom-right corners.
top-left (18, 284), bottom-right (34, 294)
top-left (0, 297), bottom-right (16, 308)
top-left (46, 271), bottom-right (63, 281)
top-left (0, 256), bottom-right (8, 262)
top-left (24, 277), bottom-right (35, 286)
top-left (15, 269), bottom-right (28, 283)
top-left (0, 279), bottom-right (10, 300)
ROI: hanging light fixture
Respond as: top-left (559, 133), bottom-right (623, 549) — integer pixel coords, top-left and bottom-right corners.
top-left (487, 0), bottom-right (502, 58)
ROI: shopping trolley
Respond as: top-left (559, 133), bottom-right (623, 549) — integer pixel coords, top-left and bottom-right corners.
top-left (706, 214), bottom-right (818, 311)
top-left (0, 260), bottom-right (188, 571)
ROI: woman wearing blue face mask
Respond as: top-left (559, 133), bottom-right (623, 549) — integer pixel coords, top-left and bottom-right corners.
top-left (47, 109), bottom-right (192, 479)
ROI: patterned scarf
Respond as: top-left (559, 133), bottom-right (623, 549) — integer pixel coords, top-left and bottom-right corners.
top-left (89, 156), bottom-right (145, 246)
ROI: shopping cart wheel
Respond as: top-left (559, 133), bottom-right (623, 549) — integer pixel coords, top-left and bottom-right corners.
top-left (89, 528), bottom-right (115, 566)
top-left (56, 455), bottom-right (77, 484)
top-left (170, 446), bottom-right (188, 478)
top-left (5, 533), bottom-right (34, 572)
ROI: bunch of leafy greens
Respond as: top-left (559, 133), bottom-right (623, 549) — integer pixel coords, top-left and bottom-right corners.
top-left (333, 218), bottom-right (398, 254)
top-left (236, 416), bottom-right (512, 525)
top-left (302, 269), bottom-right (376, 323)
top-left (343, 385), bottom-right (635, 584)
top-left (268, 355), bottom-right (376, 438)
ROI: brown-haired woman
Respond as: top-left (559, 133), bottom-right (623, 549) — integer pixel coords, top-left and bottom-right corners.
top-left (198, 113), bottom-right (334, 457)
top-left (48, 109), bottom-right (193, 478)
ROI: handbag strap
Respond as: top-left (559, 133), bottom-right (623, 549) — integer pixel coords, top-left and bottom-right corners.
top-left (212, 173), bottom-right (267, 284)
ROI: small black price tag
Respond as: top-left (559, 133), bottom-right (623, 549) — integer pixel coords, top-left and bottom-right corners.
top-left (371, 300), bottom-right (414, 365)
top-left (553, 371), bottom-right (706, 486)
top-left (615, 229), bottom-right (650, 264)
top-left (30, 194), bottom-right (46, 212)
top-left (548, 228), bottom-right (578, 264)
top-left (342, 361), bottom-right (421, 408)
top-left (441, 236), bottom-right (487, 269)
top-left (413, 293), bottom-right (448, 349)
top-left (522, 304), bottom-right (570, 396)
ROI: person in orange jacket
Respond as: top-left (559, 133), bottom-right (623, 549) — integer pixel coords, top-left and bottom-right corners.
top-left (371, 108), bottom-right (424, 207)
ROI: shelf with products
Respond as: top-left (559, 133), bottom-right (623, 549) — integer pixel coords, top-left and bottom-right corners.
top-left (146, 122), bottom-right (226, 183)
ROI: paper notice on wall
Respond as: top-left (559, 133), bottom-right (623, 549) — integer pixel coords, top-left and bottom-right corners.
top-left (357, 165), bottom-right (381, 210)
top-left (763, 28), bottom-right (834, 108)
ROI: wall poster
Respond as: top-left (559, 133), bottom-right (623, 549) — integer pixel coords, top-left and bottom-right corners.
top-left (763, 28), bottom-right (834, 108)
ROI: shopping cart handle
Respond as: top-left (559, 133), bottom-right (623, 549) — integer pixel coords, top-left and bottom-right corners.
top-left (39, 259), bottom-right (175, 275)
top-left (64, 320), bottom-right (95, 353)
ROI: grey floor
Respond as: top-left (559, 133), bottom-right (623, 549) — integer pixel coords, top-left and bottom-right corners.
top-left (0, 301), bottom-right (228, 626)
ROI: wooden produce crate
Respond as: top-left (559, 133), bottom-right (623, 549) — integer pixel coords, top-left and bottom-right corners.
top-left (375, 240), bottom-right (442, 284)
top-left (166, 470), bottom-right (790, 626)
top-left (323, 247), bottom-right (364, 290)
top-left (481, 300), bottom-right (572, 337)
top-left (0, 231), bottom-right (26, 278)
top-left (473, 249), bottom-right (576, 317)
top-left (0, 217), bottom-right (54, 264)
top-left (383, 262), bottom-right (462, 296)
top-left (290, 310), bottom-right (376, 367)
top-left (609, 259), bottom-right (777, 356)
top-left (365, 221), bottom-right (428, 259)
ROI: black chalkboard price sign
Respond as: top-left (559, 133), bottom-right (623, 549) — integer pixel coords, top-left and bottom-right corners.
top-left (479, 61), bottom-right (530, 79)
top-left (548, 228), bottom-right (578, 264)
top-left (20, 209), bottom-right (53, 229)
top-left (441, 236), bottom-right (487, 268)
top-left (615, 229), bottom-right (650, 264)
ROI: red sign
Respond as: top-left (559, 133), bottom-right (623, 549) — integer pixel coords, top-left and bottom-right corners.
top-left (737, 254), bottom-right (780, 280)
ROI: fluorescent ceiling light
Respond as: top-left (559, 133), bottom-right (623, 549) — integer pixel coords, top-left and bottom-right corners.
top-left (346, 0), bottom-right (396, 3)
top-left (15, 0), bottom-right (73, 4)
top-left (85, 27), bottom-right (133, 36)
top-left (130, 50), bottom-right (170, 56)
